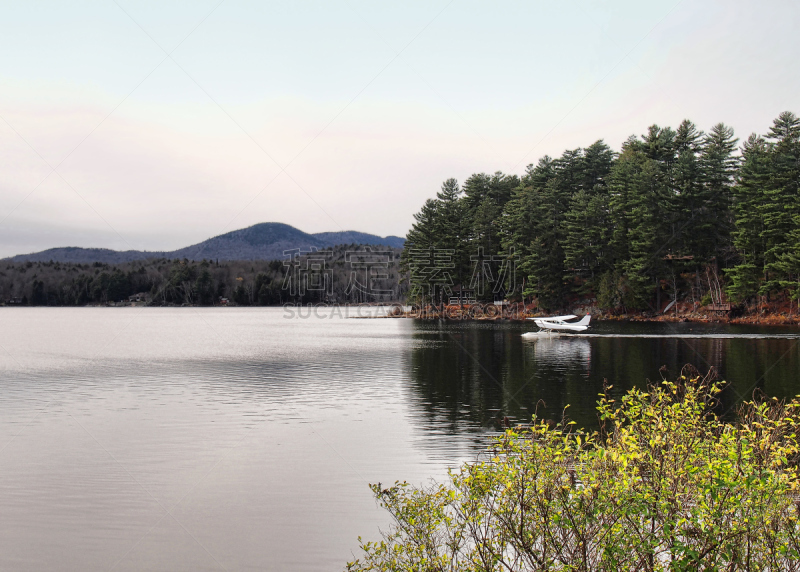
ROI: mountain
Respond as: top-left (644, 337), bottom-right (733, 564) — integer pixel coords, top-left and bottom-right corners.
top-left (3, 247), bottom-right (161, 265)
top-left (4, 222), bottom-right (405, 263)
top-left (312, 231), bottom-right (404, 249)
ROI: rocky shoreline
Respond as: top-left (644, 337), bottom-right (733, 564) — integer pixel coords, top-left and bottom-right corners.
top-left (396, 301), bottom-right (800, 325)
top-left (600, 312), bottom-right (800, 325)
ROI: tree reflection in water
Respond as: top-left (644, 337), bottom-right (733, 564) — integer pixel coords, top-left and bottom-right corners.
top-left (403, 321), bottom-right (800, 451)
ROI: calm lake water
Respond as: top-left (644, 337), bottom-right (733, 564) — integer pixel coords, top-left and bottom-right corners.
top-left (1, 308), bottom-right (799, 571)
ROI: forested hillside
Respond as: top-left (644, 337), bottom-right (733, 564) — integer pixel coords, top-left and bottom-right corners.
top-left (402, 112), bottom-right (800, 312)
top-left (0, 245), bottom-right (403, 306)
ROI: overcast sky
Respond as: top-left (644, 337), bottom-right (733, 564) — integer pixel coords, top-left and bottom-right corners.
top-left (0, 1), bottom-right (798, 258)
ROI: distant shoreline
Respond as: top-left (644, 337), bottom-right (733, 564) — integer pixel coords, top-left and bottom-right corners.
top-left (391, 303), bottom-right (800, 326)
top-left (3, 302), bottom-right (798, 326)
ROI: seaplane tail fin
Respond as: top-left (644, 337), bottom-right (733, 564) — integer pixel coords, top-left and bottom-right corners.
top-left (576, 314), bottom-right (591, 326)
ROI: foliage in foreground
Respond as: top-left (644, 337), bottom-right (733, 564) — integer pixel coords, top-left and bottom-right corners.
top-left (348, 369), bottom-right (800, 571)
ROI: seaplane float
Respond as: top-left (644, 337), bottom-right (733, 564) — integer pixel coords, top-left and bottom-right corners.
top-left (522, 314), bottom-right (591, 337)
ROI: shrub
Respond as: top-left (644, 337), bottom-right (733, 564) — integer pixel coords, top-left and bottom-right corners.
top-left (347, 368), bottom-right (800, 571)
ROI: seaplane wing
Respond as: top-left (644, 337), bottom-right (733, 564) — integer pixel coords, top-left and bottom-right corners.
top-left (527, 314), bottom-right (591, 332)
top-left (526, 314), bottom-right (576, 322)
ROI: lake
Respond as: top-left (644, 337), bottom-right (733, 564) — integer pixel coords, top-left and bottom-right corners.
top-left (1, 308), bottom-right (799, 571)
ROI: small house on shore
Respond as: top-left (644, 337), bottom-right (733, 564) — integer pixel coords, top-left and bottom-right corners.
top-left (128, 293), bottom-right (149, 305)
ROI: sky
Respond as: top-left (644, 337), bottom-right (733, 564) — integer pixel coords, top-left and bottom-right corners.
top-left (0, 0), bottom-right (798, 258)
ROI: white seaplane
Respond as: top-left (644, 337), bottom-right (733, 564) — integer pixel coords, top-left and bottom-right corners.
top-left (524, 314), bottom-right (591, 336)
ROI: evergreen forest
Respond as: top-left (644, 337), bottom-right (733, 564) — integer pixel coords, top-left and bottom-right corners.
top-left (0, 245), bottom-right (403, 306)
top-left (401, 112), bottom-right (800, 312)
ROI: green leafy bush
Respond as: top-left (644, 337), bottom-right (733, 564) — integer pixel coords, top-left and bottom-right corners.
top-left (347, 369), bottom-right (800, 571)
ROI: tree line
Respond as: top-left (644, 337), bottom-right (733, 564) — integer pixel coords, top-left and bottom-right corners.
top-left (402, 111), bottom-right (800, 312)
top-left (0, 245), bottom-right (403, 306)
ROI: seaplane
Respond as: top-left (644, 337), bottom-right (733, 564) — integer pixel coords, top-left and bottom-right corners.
top-left (524, 314), bottom-right (591, 336)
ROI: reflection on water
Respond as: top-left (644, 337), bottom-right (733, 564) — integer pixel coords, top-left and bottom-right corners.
top-left (530, 337), bottom-right (591, 369)
top-left (0, 309), bottom-right (798, 571)
top-left (405, 320), bottom-right (800, 435)
top-left (0, 308), bottom-right (443, 572)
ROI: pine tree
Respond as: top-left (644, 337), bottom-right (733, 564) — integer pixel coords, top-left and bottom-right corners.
top-left (513, 152), bottom-right (582, 309)
top-left (671, 120), bottom-right (704, 258)
top-left (499, 167), bottom-right (548, 301)
top-left (500, 157), bottom-right (562, 308)
top-left (765, 112), bottom-right (800, 302)
top-left (726, 134), bottom-right (770, 302)
top-left (625, 159), bottom-right (668, 308)
top-left (579, 140), bottom-right (615, 191)
top-left (697, 123), bottom-right (738, 264)
top-left (404, 198), bottom-right (440, 251)
top-left (608, 136), bottom-right (639, 270)
top-left (401, 198), bottom-right (441, 303)
top-left (609, 135), bottom-right (671, 309)
top-left (435, 178), bottom-right (470, 292)
top-left (562, 189), bottom-right (611, 294)
top-left (641, 124), bottom-right (677, 168)
top-left (561, 141), bottom-right (614, 295)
